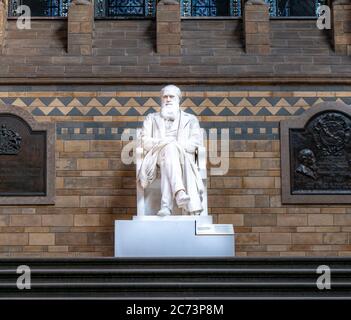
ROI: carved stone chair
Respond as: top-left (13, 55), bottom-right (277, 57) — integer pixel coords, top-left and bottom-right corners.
top-left (136, 128), bottom-right (208, 217)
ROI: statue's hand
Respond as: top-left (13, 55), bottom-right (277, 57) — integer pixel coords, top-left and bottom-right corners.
top-left (183, 142), bottom-right (197, 153)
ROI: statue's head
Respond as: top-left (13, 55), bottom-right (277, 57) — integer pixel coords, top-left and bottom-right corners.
top-left (160, 85), bottom-right (182, 120)
top-left (298, 149), bottom-right (316, 167)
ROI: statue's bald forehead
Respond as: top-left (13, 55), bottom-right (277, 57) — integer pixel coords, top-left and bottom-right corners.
top-left (161, 85), bottom-right (182, 100)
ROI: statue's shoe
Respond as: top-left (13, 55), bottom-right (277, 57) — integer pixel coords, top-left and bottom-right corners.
top-left (157, 207), bottom-right (171, 216)
top-left (175, 190), bottom-right (190, 209)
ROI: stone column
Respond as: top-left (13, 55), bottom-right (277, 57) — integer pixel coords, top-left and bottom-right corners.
top-left (333, 0), bottom-right (351, 55)
top-left (67, 0), bottom-right (93, 55)
top-left (156, 0), bottom-right (181, 55)
top-left (244, 0), bottom-right (271, 55)
top-left (0, 0), bottom-right (7, 52)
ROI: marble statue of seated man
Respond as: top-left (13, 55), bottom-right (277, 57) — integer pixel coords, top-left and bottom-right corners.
top-left (137, 85), bottom-right (204, 216)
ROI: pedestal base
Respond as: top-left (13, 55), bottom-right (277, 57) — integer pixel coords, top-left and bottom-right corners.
top-left (115, 218), bottom-right (235, 257)
top-left (133, 215), bottom-right (212, 224)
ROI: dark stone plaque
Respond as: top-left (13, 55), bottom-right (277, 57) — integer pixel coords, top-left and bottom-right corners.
top-left (0, 115), bottom-right (46, 196)
top-left (281, 102), bottom-right (351, 204)
top-left (0, 105), bottom-right (55, 205)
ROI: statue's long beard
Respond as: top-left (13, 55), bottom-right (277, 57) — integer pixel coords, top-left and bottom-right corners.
top-left (161, 105), bottom-right (180, 121)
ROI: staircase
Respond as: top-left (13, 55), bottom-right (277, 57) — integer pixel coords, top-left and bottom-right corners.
top-left (0, 257), bottom-right (350, 299)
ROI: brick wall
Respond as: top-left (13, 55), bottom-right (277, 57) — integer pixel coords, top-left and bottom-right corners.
top-left (333, 1), bottom-right (351, 55)
top-left (0, 19), bottom-right (348, 78)
top-left (0, 17), bottom-right (350, 257)
top-left (0, 86), bottom-right (351, 257)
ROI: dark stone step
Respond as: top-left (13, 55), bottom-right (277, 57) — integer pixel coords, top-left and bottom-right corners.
top-left (0, 258), bottom-right (348, 299)
top-left (1, 257), bottom-right (351, 267)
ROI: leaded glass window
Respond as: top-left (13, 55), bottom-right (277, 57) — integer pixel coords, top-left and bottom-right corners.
top-left (265, 0), bottom-right (328, 17)
top-left (95, 0), bottom-right (156, 18)
top-left (9, 0), bottom-right (71, 17)
top-left (192, 0), bottom-right (217, 16)
top-left (168, 0), bottom-right (328, 18)
top-left (180, 0), bottom-right (328, 17)
top-left (181, 0), bottom-right (242, 17)
top-left (8, 0), bottom-right (156, 18)
top-left (7, 0), bottom-right (330, 18)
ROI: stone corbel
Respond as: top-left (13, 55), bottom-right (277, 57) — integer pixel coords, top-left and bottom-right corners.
top-left (67, 0), bottom-right (94, 55)
top-left (333, 0), bottom-right (351, 55)
top-left (244, 0), bottom-right (271, 55)
top-left (0, 0), bottom-right (7, 54)
top-left (156, 0), bottom-right (181, 55)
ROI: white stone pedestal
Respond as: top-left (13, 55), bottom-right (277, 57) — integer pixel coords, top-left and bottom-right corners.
top-left (115, 216), bottom-right (235, 257)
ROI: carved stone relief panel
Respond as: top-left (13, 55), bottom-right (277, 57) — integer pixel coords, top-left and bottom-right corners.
top-left (281, 102), bottom-right (351, 204)
top-left (0, 104), bottom-right (55, 205)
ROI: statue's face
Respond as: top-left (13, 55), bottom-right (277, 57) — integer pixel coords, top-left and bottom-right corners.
top-left (300, 149), bottom-right (315, 167)
top-left (161, 87), bottom-right (180, 110)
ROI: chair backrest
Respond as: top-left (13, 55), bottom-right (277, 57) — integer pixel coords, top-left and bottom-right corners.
top-left (136, 128), bottom-right (208, 216)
